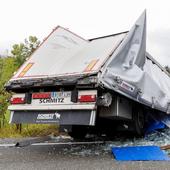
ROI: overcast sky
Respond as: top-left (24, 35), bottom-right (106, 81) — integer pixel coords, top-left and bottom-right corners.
top-left (1, 0), bottom-right (170, 66)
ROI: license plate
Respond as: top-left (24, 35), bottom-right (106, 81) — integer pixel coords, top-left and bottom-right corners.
top-left (32, 91), bottom-right (72, 105)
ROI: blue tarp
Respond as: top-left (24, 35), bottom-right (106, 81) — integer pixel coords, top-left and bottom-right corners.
top-left (112, 146), bottom-right (170, 161)
top-left (145, 121), bottom-right (166, 134)
top-left (144, 110), bottom-right (170, 134)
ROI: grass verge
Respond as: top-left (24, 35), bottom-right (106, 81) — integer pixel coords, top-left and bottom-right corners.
top-left (0, 111), bottom-right (59, 138)
top-left (0, 124), bottom-right (59, 138)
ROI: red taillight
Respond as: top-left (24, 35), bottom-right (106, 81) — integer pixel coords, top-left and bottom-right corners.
top-left (78, 95), bottom-right (96, 102)
top-left (10, 97), bottom-right (25, 104)
top-left (32, 93), bottom-right (51, 99)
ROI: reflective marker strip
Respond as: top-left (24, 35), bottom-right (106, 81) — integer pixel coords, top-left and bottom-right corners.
top-left (18, 63), bottom-right (34, 77)
top-left (84, 59), bottom-right (99, 72)
top-left (9, 111), bottom-right (14, 124)
top-left (89, 110), bottom-right (96, 125)
top-left (78, 95), bottom-right (96, 102)
top-left (32, 93), bottom-right (51, 99)
top-left (32, 141), bottom-right (104, 146)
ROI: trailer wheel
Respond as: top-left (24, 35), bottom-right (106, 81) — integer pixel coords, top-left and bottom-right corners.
top-left (68, 125), bottom-right (87, 139)
top-left (133, 106), bottom-right (145, 136)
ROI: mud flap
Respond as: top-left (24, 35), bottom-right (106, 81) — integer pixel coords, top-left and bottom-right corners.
top-left (9, 110), bottom-right (96, 126)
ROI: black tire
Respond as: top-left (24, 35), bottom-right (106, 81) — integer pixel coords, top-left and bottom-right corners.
top-left (68, 125), bottom-right (87, 139)
top-left (133, 106), bottom-right (145, 136)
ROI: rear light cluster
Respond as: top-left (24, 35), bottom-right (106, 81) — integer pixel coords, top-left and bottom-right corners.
top-left (10, 91), bottom-right (97, 104)
top-left (32, 93), bottom-right (51, 99)
top-left (10, 96), bottom-right (25, 104)
top-left (78, 95), bottom-right (96, 102)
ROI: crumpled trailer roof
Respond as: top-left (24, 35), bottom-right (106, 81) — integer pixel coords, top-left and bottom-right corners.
top-left (6, 10), bottom-right (170, 114)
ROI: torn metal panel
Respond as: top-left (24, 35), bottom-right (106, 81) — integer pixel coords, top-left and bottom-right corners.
top-left (99, 11), bottom-right (170, 113)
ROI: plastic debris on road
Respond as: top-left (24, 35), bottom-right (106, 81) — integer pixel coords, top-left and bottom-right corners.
top-left (112, 146), bottom-right (170, 161)
top-left (43, 129), bottom-right (170, 157)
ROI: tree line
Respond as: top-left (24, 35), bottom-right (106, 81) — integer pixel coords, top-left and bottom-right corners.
top-left (0, 36), bottom-right (40, 127)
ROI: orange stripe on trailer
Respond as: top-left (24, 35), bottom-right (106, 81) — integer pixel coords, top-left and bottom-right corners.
top-left (18, 63), bottom-right (34, 77)
top-left (84, 59), bottom-right (99, 72)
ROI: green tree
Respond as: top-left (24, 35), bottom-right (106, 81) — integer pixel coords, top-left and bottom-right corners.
top-left (0, 36), bottom-right (40, 128)
top-left (11, 36), bottom-right (40, 67)
top-left (0, 57), bottom-right (17, 126)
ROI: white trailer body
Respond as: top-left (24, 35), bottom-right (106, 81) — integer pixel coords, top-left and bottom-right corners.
top-left (6, 11), bottom-right (170, 136)
top-left (10, 27), bottom-right (126, 80)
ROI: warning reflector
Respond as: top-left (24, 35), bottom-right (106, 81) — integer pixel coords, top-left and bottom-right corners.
top-left (84, 59), bottom-right (99, 72)
top-left (18, 63), bottom-right (34, 77)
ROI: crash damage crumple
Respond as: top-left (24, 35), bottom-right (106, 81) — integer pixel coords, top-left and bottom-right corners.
top-left (99, 10), bottom-right (170, 113)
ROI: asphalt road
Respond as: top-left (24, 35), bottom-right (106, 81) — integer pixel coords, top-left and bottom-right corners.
top-left (0, 138), bottom-right (170, 170)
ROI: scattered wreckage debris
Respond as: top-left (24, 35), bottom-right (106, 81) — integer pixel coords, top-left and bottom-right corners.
top-left (15, 135), bottom-right (105, 147)
top-left (161, 145), bottom-right (170, 150)
top-left (112, 146), bottom-right (170, 161)
top-left (15, 136), bottom-right (51, 147)
top-left (1, 129), bottom-right (170, 160)
top-left (111, 129), bottom-right (170, 161)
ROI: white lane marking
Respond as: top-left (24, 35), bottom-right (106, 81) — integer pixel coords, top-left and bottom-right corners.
top-left (32, 141), bottom-right (104, 146)
top-left (0, 141), bottom-right (105, 147)
top-left (0, 144), bottom-right (16, 147)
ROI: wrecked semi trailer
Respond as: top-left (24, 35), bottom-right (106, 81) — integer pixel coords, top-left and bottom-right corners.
top-left (5, 11), bottom-right (170, 137)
